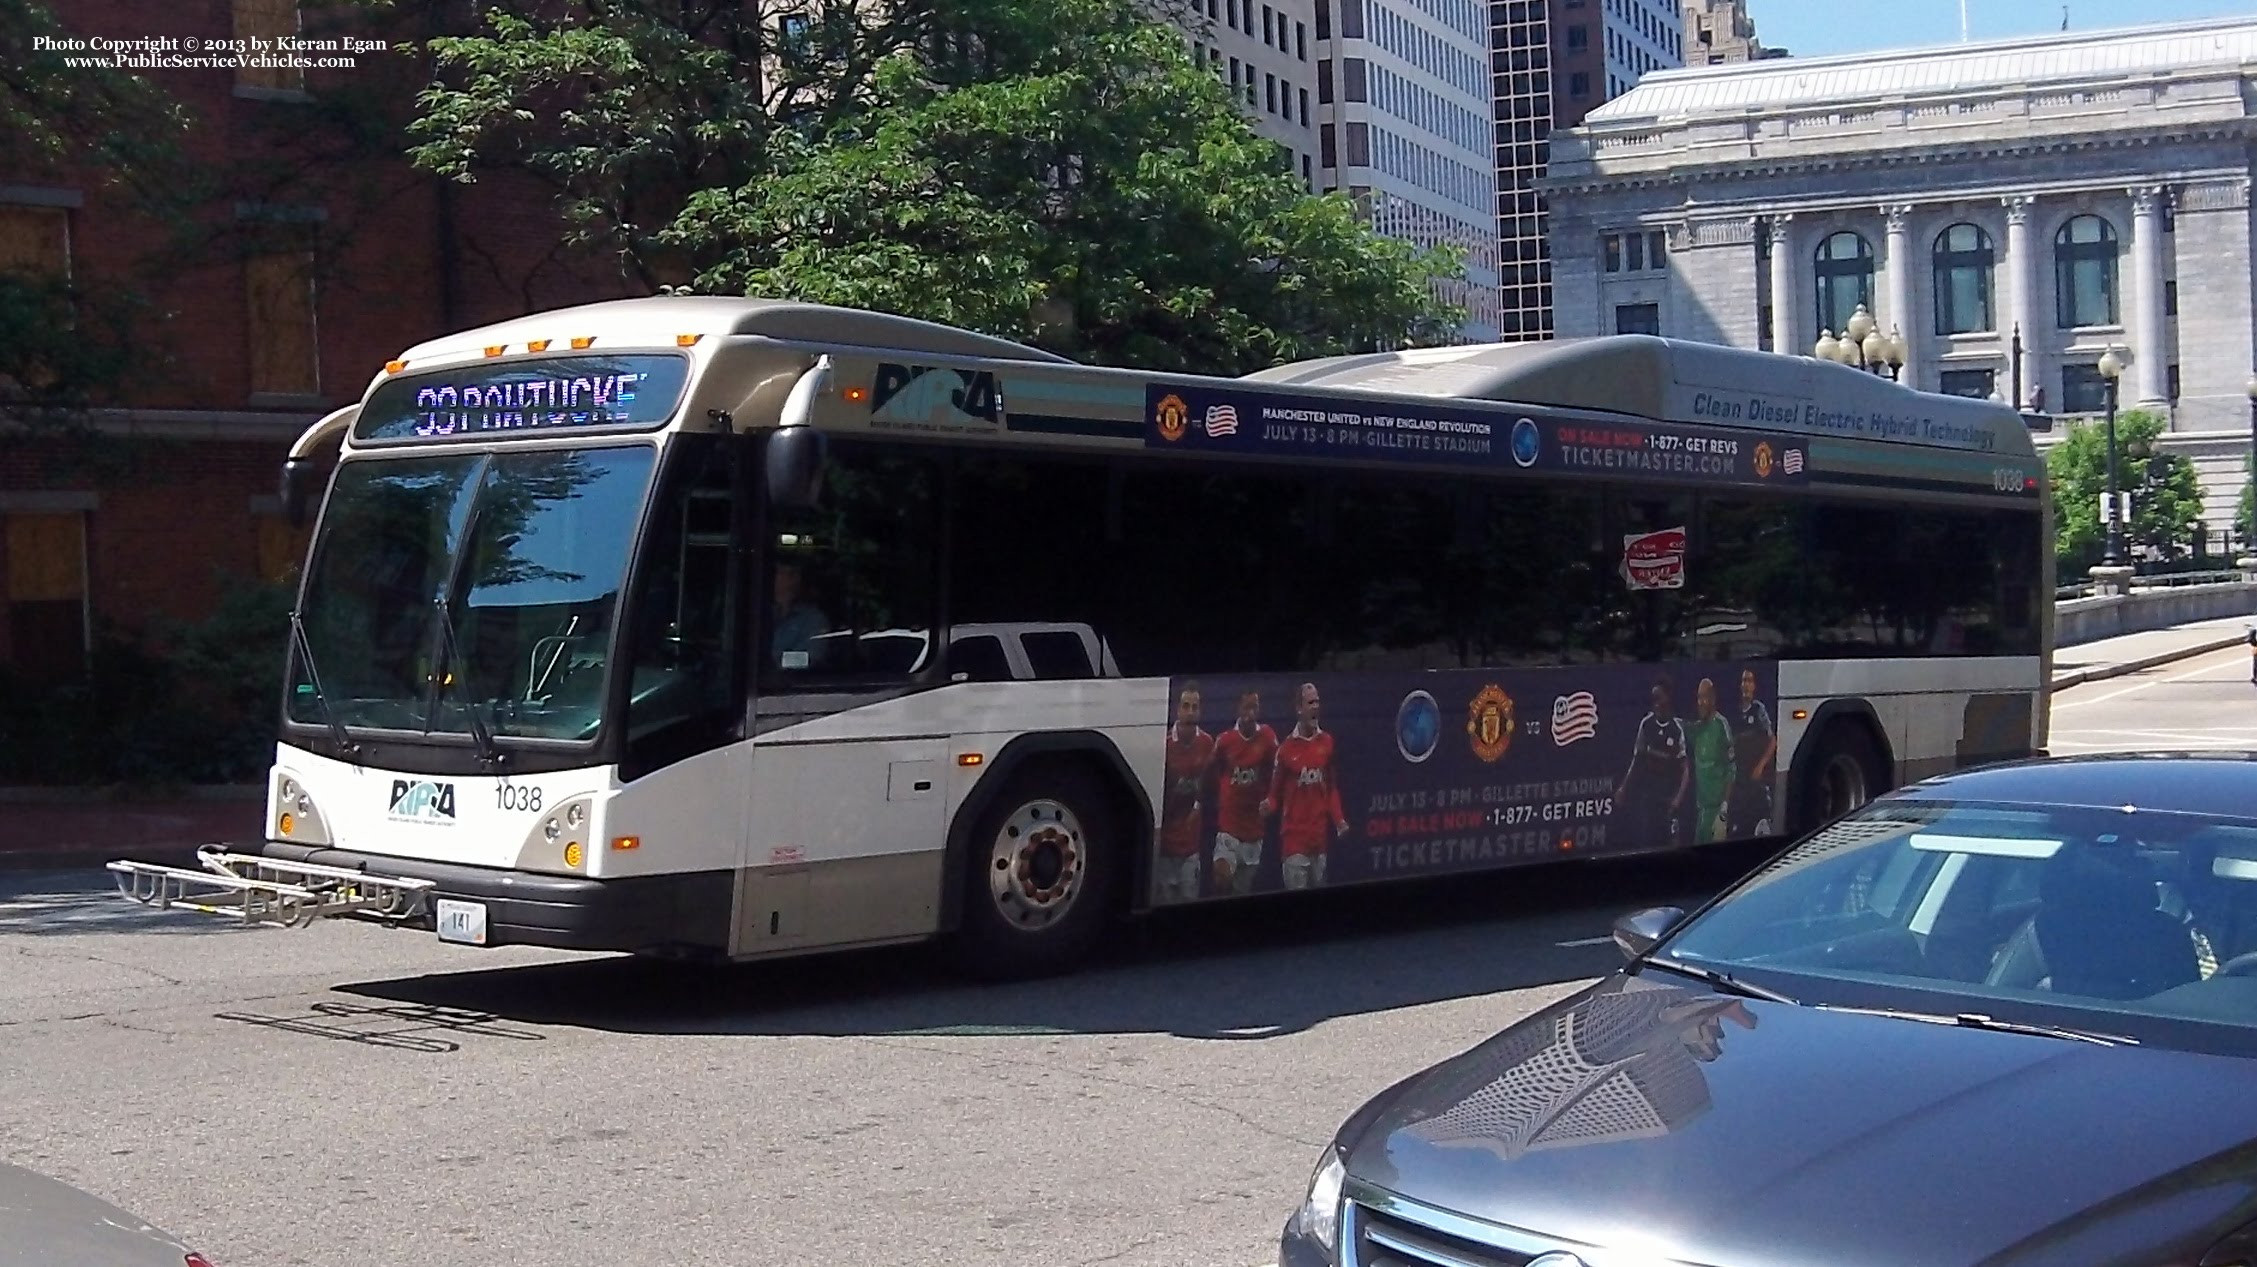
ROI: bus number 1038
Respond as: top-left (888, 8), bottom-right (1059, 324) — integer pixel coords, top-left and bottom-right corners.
top-left (495, 781), bottom-right (543, 813)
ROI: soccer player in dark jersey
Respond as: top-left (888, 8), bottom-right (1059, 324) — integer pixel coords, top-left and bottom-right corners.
top-left (1155, 682), bottom-right (1215, 904)
top-left (1614, 675), bottom-right (1689, 850)
top-left (1262, 682), bottom-right (1348, 890)
top-left (1209, 689), bottom-right (1278, 895)
top-left (1726, 667), bottom-right (1778, 837)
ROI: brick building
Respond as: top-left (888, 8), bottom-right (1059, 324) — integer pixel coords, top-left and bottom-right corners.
top-left (0, 0), bottom-right (627, 682)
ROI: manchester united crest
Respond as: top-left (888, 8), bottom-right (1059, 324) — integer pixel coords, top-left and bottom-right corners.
top-left (1467, 685), bottom-right (1515, 763)
top-left (1154, 393), bottom-right (1190, 442)
top-left (1752, 441), bottom-right (1775, 479)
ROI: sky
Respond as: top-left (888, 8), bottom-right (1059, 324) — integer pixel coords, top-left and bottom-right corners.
top-left (1746, 0), bottom-right (2257, 59)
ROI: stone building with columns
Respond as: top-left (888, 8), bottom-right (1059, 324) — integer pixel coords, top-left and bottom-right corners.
top-left (1539, 16), bottom-right (2257, 527)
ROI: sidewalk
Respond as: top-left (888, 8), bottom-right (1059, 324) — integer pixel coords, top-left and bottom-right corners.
top-left (2050, 614), bottom-right (2252, 691)
top-left (0, 794), bottom-right (260, 873)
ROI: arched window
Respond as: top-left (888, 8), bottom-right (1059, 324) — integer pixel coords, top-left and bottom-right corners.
top-left (1813, 232), bottom-right (1874, 338)
top-left (2055, 215), bottom-right (2119, 329)
top-left (1933, 223), bottom-right (1995, 335)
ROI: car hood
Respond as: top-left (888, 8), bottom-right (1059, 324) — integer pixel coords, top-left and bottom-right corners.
top-left (1344, 974), bottom-right (2257, 1267)
top-left (0, 1161), bottom-right (198, 1266)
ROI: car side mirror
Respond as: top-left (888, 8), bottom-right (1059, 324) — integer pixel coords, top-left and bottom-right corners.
top-left (1612, 905), bottom-right (1685, 961)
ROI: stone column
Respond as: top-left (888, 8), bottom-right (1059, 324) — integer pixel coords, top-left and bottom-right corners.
top-left (2129, 184), bottom-right (2172, 409)
top-left (1884, 204), bottom-right (1917, 386)
top-left (1768, 212), bottom-right (1796, 357)
top-left (2004, 195), bottom-right (2041, 408)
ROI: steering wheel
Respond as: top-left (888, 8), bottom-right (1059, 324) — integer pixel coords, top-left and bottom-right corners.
top-left (2214, 951), bottom-right (2257, 978)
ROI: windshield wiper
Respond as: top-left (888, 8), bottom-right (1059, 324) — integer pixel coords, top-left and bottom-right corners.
top-left (425, 476), bottom-right (506, 771)
top-left (1641, 956), bottom-right (1800, 1005)
top-left (289, 611), bottom-right (359, 759)
top-left (431, 604), bottom-right (505, 770)
top-left (1813, 1005), bottom-right (2136, 1047)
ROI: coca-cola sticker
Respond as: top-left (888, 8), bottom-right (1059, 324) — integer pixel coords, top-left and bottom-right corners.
top-left (1621, 526), bottom-right (1687, 591)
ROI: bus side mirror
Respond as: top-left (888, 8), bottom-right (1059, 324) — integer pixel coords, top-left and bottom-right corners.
top-left (766, 426), bottom-right (827, 509)
top-left (280, 457), bottom-right (315, 528)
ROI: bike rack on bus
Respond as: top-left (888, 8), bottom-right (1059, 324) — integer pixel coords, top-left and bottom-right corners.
top-left (107, 846), bottom-right (436, 928)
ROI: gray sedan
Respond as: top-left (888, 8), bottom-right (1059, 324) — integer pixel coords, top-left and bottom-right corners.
top-left (2, 1160), bottom-right (211, 1266)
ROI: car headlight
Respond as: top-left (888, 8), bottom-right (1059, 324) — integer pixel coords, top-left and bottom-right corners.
top-left (1295, 1147), bottom-right (1347, 1254)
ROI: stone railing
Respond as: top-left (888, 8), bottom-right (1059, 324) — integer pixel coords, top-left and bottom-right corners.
top-left (2054, 562), bottom-right (2257, 646)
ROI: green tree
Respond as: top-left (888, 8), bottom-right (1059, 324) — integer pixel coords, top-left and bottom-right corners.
top-left (405, 0), bottom-right (1463, 372)
top-left (2045, 409), bottom-right (2204, 573)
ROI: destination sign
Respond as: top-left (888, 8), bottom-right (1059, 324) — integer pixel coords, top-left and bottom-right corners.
top-left (355, 354), bottom-right (693, 442)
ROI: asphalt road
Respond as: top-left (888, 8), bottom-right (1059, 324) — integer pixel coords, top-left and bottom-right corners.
top-left (0, 843), bottom-right (1767, 1267)
top-left (2049, 642), bottom-right (2257, 754)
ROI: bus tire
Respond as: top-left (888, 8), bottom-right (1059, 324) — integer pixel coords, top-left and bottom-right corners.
top-left (947, 762), bottom-right (1122, 980)
top-left (1794, 721), bottom-right (1890, 832)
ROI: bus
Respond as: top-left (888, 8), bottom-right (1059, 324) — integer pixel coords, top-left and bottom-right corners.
top-left (108, 295), bottom-right (2052, 977)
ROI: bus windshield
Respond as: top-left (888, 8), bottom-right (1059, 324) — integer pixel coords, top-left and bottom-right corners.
top-left (287, 444), bottom-right (658, 743)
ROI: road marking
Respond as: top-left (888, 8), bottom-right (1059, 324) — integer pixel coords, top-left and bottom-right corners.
top-left (2053, 647), bottom-right (2250, 710)
top-left (1556, 935), bottom-right (1614, 947)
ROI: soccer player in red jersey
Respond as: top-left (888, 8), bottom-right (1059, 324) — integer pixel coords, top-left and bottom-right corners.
top-left (1208, 689), bottom-right (1278, 895)
top-left (1155, 681), bottom-right (1216, 904)
top-left (1262, 682), bottom-right (1348, 889)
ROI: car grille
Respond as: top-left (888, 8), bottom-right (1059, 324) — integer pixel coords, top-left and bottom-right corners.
top-left (1350, 1203), bottom-right (1541, 1267)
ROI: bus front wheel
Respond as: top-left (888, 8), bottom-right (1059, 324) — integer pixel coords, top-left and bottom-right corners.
top-left (950, 764), bottom-right (1121, 980)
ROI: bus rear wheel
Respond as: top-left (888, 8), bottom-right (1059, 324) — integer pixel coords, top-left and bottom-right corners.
top-left (1796, 722), bottom-right (1889, 831)
top-left (950, 764), bottom-right (1120, 980)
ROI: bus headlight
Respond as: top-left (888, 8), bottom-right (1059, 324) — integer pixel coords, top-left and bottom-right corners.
top-left (521, 796), bottom-right (593, 873)
top-left (272, 774), bottom-right (331, 845)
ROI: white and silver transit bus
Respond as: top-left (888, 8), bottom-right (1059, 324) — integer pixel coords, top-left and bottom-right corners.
top-left (109, 295), bottom-right (2053, 977)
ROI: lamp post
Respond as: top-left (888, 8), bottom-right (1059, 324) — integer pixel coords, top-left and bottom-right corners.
top-left (2244, 375), bottom-right (2257, 552)
top-left (1812, 305), bottom-right (1904, 378)
top-left (2099, 345), bottom-right (2126, 567)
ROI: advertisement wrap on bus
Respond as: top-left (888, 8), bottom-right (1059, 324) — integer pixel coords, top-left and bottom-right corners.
top-left (1149, 662), bottom-right (1781, 904)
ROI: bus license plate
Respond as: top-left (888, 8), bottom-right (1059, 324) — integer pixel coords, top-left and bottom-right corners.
top-left (435, 899), bottom-right (488, 946)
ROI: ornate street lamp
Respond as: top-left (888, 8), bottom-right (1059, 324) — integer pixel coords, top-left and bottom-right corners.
top-left (2099, 345), bottom-right (2127, 567)
top-left (1813, 304), bottom-right (1896, 377)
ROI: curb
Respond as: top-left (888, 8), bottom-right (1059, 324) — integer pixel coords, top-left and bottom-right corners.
top-left (0, 843), bottom-right (211, 876)
top-left (2049, 633), bottom-right (2249, 692)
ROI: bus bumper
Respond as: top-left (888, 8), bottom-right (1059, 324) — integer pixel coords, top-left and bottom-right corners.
top-left (256, 841), bottom-right (733, 956)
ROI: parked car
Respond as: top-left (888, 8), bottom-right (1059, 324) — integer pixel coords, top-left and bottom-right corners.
top-left (1, 1160), bottom-right (213, 1265)
top-left (1283, 753), bottom-right (2257, 1267)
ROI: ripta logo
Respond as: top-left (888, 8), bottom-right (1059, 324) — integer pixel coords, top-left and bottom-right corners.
top-left (388, 779), bottom-right (458, 822)
top-left (871, 363), bottom-right (1002, 428)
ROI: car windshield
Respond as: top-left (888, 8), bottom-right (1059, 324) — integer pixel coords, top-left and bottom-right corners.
top-left (287, 444), bottom-right (657, 742)
top-left (1661, 797), bottom-right (2257, 1050)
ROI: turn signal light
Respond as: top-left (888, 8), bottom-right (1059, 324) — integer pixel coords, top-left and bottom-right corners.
top-left (563, 841), bottom-right (583, 868)
top-left (611, 835), bottom-right (640, 851)
top-left (278, 812), bottom-right (296, 836)
top-left (957, 753), bottom-right (984, 767)
top-left (843, 385), bottom-right (869, 403)
top-left (1791, 708), bottom-right (1810, 720)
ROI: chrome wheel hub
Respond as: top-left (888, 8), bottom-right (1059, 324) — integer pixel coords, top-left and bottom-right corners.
top-left (987, 799), bottom-right (1086, 931)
